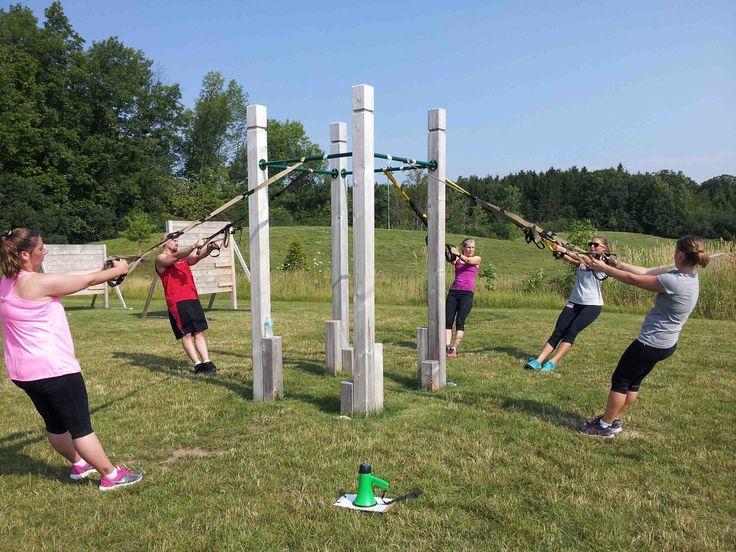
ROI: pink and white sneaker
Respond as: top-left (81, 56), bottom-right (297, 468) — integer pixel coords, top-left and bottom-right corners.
top-left (69, 461), bottom-right (97, 480)
top-left (99, 467), bottom-right (144, 491)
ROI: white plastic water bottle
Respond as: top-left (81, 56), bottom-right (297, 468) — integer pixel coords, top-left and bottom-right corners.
top-left (263, 316), bottom-right (274, 338)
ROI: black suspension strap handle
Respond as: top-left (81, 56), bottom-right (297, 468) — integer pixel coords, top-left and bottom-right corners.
top-left (104, 256), bottom-right (140, 288)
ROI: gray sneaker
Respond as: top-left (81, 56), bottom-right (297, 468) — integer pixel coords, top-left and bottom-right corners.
top-left (578, 419), bottom-right (616, 438)
top-left (99, 467), bottom-right (144, 491)
top-left (585, 415), bottom-right (623, 434)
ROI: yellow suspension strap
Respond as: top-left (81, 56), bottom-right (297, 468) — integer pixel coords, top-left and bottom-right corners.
top-left (105, 161), bottom-right (305, 286)
top-left (441, 176), bottom-right (617, 273)
top-left (382, 168), bottom-right (428, 228)
top-left (383, 168), bottom-right (461, 262)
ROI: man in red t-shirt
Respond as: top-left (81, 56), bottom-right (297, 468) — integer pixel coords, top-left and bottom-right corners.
top-left (156, 235), bottom-right (219, 374)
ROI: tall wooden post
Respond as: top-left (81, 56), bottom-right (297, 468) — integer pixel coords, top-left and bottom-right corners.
top-left (326, 122), bottom-right (350, 374)
top-left (349, 84), bottom-right (382, 415)
top-left (247, 104), bottom-right (282, 401)
top-left (423, 108), bottom-right (447, 389)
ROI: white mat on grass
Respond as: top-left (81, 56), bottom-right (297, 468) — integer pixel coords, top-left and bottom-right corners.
top-left (334, 493), bottom-right (395, 513)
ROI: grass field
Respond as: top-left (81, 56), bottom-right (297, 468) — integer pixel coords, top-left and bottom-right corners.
top-left (1, 298), bottom-right (734, 550)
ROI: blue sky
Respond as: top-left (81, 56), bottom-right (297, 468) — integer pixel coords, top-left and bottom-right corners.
top-left (8, 0), bottom-right (736, 182)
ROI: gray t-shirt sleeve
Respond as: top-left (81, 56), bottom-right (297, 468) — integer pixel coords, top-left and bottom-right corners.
top-left (657, 272), bottom-right (679, 295)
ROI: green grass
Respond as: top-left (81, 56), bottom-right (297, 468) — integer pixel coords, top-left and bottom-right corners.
top-left (1, 298), bottom-right (734, 550)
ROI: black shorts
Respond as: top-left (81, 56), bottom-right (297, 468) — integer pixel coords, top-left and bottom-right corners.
top-left (446, 289), bottom-right (474, 331)
top-left (547, 303), bottom-right (602, 347)
top-left (168, 299), bottom-right (208, 340)
top-left (610, 339), bottom-right (677, 393)
top-left (13, 372), bottom-right (94, 439)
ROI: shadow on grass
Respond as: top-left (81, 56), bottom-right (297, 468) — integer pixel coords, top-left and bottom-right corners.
top-left (284, 357), bottom-right (326, 378)
top-left (113, 352), bottom-right (253, 400)
top-left (500, 397), bottom-right (584, 429)
top-left (289, 391), bottom-right (341, 415)
top-left (383, 368), bottom-right (418, 390)
top-left (0, 380), bottom-right (166, 482)
top-left (464, 345), bottom-right (532, 361)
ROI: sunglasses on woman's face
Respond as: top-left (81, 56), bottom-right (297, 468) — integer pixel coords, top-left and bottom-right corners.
top-left (589, 242), bottom-right (604, 248)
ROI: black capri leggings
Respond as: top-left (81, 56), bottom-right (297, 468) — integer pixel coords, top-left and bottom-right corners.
top-left (12, 372), bottom-right (94, 439)
top-left (610, 339), bottom-right (676, 393)
top-left (446, 289), bottom-right (474, 331)
top-left (547, 303), bottom-right (602, 348)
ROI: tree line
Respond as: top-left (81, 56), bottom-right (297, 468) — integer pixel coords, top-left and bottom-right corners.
top-left (1, 3), bottom-right (734, 244)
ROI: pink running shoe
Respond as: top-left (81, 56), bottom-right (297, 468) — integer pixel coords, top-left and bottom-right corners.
top-left (99, 467), bottom-right (144, 491)
top-left (70, 461), bottom-right (97, 480)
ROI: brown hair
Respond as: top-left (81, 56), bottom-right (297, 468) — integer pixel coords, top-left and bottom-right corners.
top-left (1, 228), bottom-right (41, 278)
top-left (676, 235), bottom-right (709, 268)
top-left (591, 236), bottom-right (608, 248)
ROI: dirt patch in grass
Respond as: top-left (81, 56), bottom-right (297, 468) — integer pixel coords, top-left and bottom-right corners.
top-left (161, 447), bottom-right (218, 464)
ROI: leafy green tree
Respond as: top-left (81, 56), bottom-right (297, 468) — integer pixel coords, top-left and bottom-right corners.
top-left (184, 71), bottom-right (248, 178)
top-left (121, 211), bottom-right (155, 252)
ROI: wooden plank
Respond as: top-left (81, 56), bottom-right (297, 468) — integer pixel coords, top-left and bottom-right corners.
top-left (342, 347), bottom-right (354, 376)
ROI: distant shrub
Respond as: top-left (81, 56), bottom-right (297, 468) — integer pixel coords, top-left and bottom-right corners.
top-left (523, 268), bottom-right (545, 293)
top-left (282, 239), bottom-right (308, 271)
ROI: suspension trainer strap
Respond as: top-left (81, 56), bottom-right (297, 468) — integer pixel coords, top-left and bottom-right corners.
top-left (439, 175), bottom-right (617, 268)
top-left (106, 161), bottom-right (304, 286)
top-left (177, 160), bottom-right (305, 235)
top-left (383, 168), bottom-right (428, 228)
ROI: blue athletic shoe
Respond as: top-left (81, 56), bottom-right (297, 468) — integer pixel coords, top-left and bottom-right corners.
top-left (540, 361), bottom-right (556, 372)
top-left (524, 359), bottom-right (542, 370)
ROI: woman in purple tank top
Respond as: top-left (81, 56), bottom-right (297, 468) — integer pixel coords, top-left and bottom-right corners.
top-left (445, 238), bottom-right (481, 357)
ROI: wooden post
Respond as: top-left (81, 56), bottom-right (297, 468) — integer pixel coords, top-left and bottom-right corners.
top-left (140, 276), bottom-right (158, 318)
top-left (330, 122), bottom-right (350, 350)
top-left (426, 108), bottom-right (447, 389)
top-left (229, 236), bottom-right (238, 309)
top-left (261, 336), bottom-right (283, 400)
top-left (349, 84), bottom-right (382, 415)
top-left (325, 320), bottom-right (342, 375)
top-left (247, 104), bottom-right (280, 402)
top-left (102, 245), bottom-right (109, 309)
top-left (417, 326), bottom-right (429, 385)
top-left (420, 360), bottom-right (440, 391)
top-left (340, 381), bottom-right (354, 415)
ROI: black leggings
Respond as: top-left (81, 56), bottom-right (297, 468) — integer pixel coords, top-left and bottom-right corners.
top-left (13, 372), bottom-right (94, 439)
top-left (547, 303), bottom-right (602, 348)
top-left (611, 339), bottom-right (676, 393)
top-left (446, 290), bottom-right (474, 331)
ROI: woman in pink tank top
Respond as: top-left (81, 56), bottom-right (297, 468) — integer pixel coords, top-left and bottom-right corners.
top-left (445, 238), bottom-right (482, 357)
top-left (1, 228), bottom-right (142, 491)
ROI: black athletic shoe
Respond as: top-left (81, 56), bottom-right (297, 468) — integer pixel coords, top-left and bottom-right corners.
top-left (585, 415), bottom-right (623, 434)
top-left (194, 361), bottom-right (217, 375)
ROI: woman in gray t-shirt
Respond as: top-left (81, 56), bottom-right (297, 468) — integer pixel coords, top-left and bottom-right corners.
top-left (525, 236), bottom-right (610, 372)
top-left (578, 236), bottom-right (709, 438)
